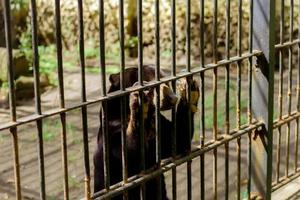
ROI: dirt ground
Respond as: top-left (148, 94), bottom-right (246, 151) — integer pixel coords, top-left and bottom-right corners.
top-left (0, 66), bottom-right (299, 199)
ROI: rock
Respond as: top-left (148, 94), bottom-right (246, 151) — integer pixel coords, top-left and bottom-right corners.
top-left (0, 48), bottom-right (31, 82)
top-left (0, 87), bottom-right (9, 108)
top-left (15, 74), bottom-right (50, 100)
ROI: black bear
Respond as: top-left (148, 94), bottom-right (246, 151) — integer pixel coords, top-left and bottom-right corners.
top-left (93, 65), bottom-right (199, 199)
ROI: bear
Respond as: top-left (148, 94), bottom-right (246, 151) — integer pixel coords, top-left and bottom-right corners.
top-left (93, 65), bottom-right (200, 199)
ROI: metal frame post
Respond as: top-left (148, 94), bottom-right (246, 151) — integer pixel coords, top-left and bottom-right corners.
top-left (251, 0), bottom-right (275, 199)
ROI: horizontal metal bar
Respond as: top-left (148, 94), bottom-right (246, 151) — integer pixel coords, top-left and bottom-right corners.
top-left (273, 111), bottom-right (300, 129)
top-left (93, 121), bottom-right (263, 199)
top-left (272, 170), bottom-right (300, 191)
top-left (275, 39), bottom-right (300, 50)
top-left (0, 51), bottom-right (263, 132)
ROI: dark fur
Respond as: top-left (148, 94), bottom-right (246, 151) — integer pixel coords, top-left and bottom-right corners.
top-left (94, 65), bottom-right (198, 199)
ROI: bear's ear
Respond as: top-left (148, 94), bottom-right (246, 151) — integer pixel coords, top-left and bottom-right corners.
top-left (109, 73), bottom-right (120, 87)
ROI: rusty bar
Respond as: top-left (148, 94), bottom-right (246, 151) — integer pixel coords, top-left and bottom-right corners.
top-left (296, 0), bottom-right (300, 173)
top-left (137, 0), bottom-right (146, 198)
top-left (275, 40), bottom-right (300, 49)
top-left (54, 0), bottom-right (69, 198)
top-left (171, 0), bottom-right (177, 198)
top-left (251, 0), bottom-right (275, 198)
top-left (3, 0), bottom-right (16, 122)
top-left (29, 0), bottom-right (46, 198)
top-left (60, 113), bottom-right (69, 200)
top-left (118, 0), bottom-right (128, 199)
top-left (77, 0), bottom-right (91, 198)
top-left (224, 0), bottom-right (230, 198)
top-left (237, 137), bottom-right (241, 200)
top-left (247, 0), bottom-right (253, 198)
top-left (199, 0), bottom-right (205, 199)
top-left (236, 2), bottom-right (242, 198)
top-left (3, 0), bottom-right (21, 198)
top-left (212, 0), bottom-right (218, 199)
top-left (155, 0), bottom-right (162, 199)
top-left (98, 0), bottom-right (110, 193)
top-left (285, 0), bottom-right (294, 179)
top-left (54, 0), bottom-right (65, 109)
top-left (185, 0), bottom-right (192, 199)
top-left (11, 128), bottom-right (21, 200)
top-left (276, 0), bottom-right (285, 184)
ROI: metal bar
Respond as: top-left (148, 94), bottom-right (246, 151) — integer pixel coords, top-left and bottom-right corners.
top-left (54, 0), bottom-right (69, 198)
top-left (212, 0), bottom-right (218, 199)
top-left (29, 0), bottom-right (46, 198)
top-left (93, 122), bottom-right (264, 199)
top-left (236, 2), bottom-right (242, 197)
top-left (11, 128), bottom-right (21, 200)
top-left (137, 0), bottom-right (143, 86)
top-left (99, 0), bottom-right (110, 194)
top-left (275, 39), bottom-right (300, 49)
top-left (137, 0), bottom-right (145, 198)
top-left (155, 0), bottom-right (162, 199)
top-left (272, 170), bottom-right (300, 191)
top-left (251, 0), bottom-right (275, 198)
top-left (273, 112), bottom-right (300, 128)
top-left (276, 0), bottom-right (285, 184)
top-left (3, 0), bottom-right (16, 122)
top-left (285, 0), bottom-right (294, 178)
top-left (247, 0), bottom-right (253, 198)
top-left (185, 0), bottom-right (192, 199)
top-left (118, 1), bottom-right (128, 199)
top-left (199, 0), bottom-right (205, 199)
top-left (54, 0), bottom-right (65, 109)
top-left (224, 0), bottom-right (230, 198)
top-left (170, 0), bottom-right (177, 198)
top-left (60, 113), bottom-right (69, 200)
top-left (296, 0), bottom-right (300, 174)
top-left (3, 1), bottom-right (21, 199)
top-left (77, 0), bottom-right (91, 198)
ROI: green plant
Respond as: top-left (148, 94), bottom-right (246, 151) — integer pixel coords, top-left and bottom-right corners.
top-left (85, 46), bottom-right (99, 59)
top-left (43, 119), bottom-right (60, 142)
top-left (68, 175), bottom-right (81, 188)
top-left (125, 36), bottom-right (138, 49)
top-left (11, 0), bottom-right (28, 10)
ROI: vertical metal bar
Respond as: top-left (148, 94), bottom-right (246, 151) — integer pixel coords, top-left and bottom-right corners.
top-left (247, 0), bottom-right (253, 197)
top-left (171, 0), bottom-right (177, 198)
top-left (11, 128), bottom-right (21, 200)
top-left (296, 0), bottom-right (300, 173)
top-left (30, 0), bottom-right (46, 198)
top-left (99, 0), bottom-right (110, 193)
top-left (236, 1), bottom-right (242, 199)
top-left (286, 0), bottom-right (294, 179)
top-left (137, 0), bottom-right (143, 86)
top-left (276, 0), bottom-right (284, 184)
top-left (237, 137), bottom-right (241, 200)
top-left (3, 0), bottom-right (16, 122)
top-left (54, 0), bottom-right (69, 199)
top-left (77, 0), bottom-right (91, 198)
top-left (185, 0), bottom-right (192, 199)
top-left (137, 0), bottom-right (145, 198)
top-left (118, 1), bottom-right (128, 199)
top-left (224, 0), bottom-right (230, 199)
top-left (54, 0), bottom-right (65, 109)
top-left (199, 0), bottom-right (205, 199)
top-left (212, 0), bottom-right (218, 199)
top-left (251, 0), bottom-right (275, 198)
top-left (3, 0), bottom-right (21, 199)
top-left (155, 0), bottom-right (162, 199)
